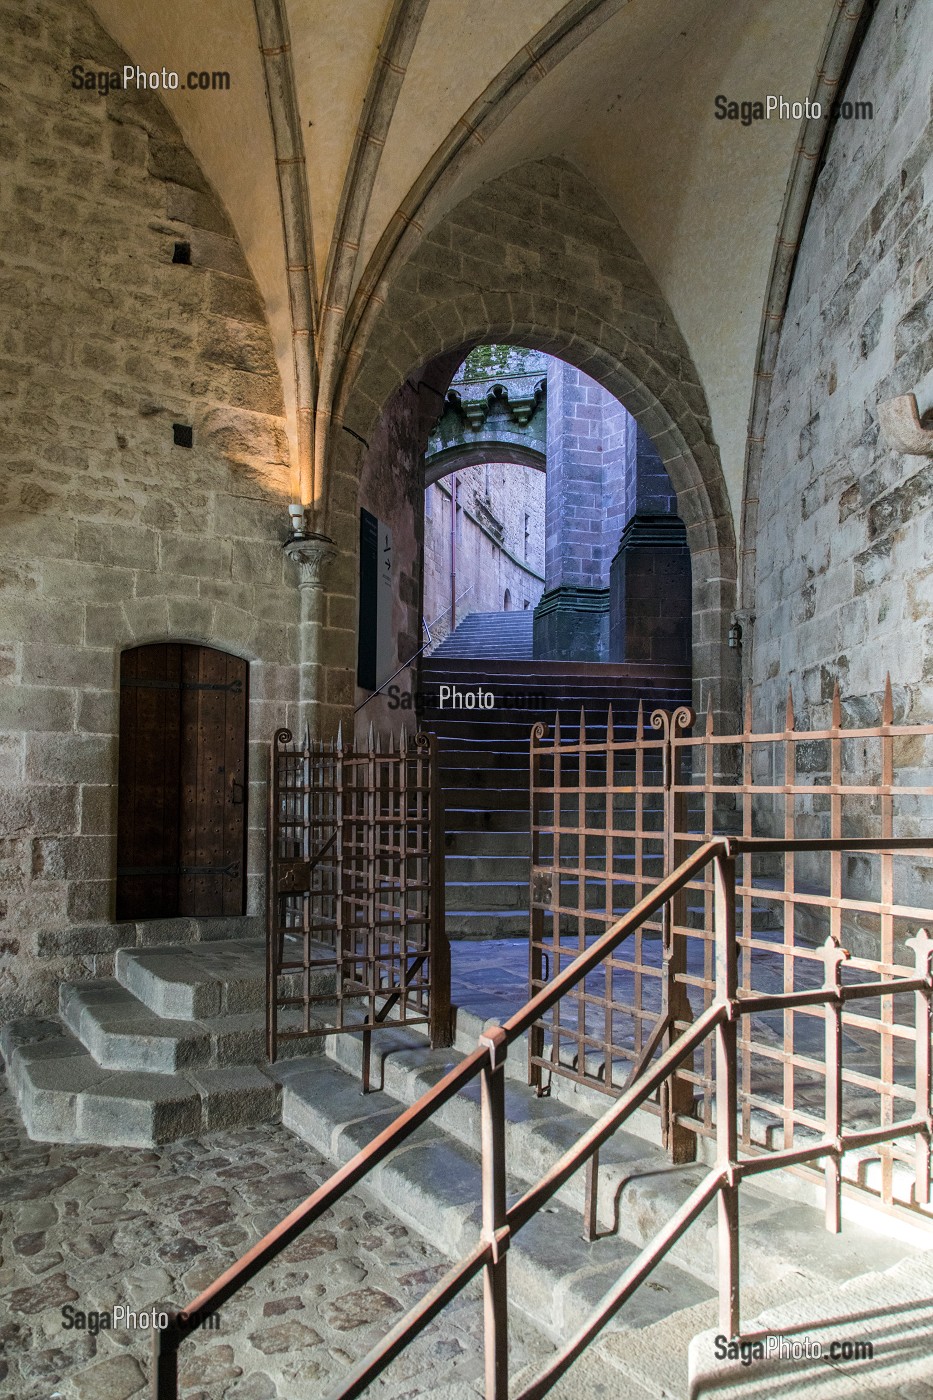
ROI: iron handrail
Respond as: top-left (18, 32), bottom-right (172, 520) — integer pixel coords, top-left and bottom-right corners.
top-left (153, 835), bottom-right (933, 1398)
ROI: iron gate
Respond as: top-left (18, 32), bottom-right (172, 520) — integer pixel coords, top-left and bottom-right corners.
top-left (267, 725), bottom-right (451, 1079)
top-left (529, 680), bottom-right (933, 1209)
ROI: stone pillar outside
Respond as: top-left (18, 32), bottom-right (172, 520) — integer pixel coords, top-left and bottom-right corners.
top-left (533, 360), bottom-right (611, 660)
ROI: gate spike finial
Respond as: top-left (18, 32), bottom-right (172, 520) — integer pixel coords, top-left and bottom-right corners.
top-left (368, 721), bottom-right (375, 754)
top-left (400, 725), bottom-right (408, 754)
top-left (303, 721), bottom-right (310, 752)
top-left (707, 695), bottom-right (715, 736)
top-left (554, 709), bottom-right (561, 745)
top-left (636, 697), bottom-right (643, 737)
top-left (832, 679), bottom-right (842, 728)
top-left (607, 702), bottom-right (614, 744)
top-left (743, 687), bottom-right (752, 733)
top-left (882, 673), bottom-right (894, 725)
top-left (785, 684), bottom-right (795, 731)
top-left (336, 721), bottom-right (344, 754)
top-left (579, 705), bottom-right (586, 744)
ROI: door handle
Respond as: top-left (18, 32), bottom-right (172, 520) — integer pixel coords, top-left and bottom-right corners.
top-left (230, 775), bottom-right (245, 805)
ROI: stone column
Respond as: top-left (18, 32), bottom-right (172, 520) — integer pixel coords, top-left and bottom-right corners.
top-left (284, 533), bottom-right (337, 735)
top-left (533, 360), bottom-right (611, 660)
top-left (608, 422), bottom-right (690, 665)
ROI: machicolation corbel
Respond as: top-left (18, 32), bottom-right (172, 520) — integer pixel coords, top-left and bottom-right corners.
top-left (877, 393), bottom-right (933, 456)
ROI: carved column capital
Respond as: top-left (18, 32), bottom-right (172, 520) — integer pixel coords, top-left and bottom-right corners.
top-left (284, 534), bottom-right (336, 591)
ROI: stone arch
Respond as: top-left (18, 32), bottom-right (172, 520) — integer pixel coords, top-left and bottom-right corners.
top-left (328, 159), bottom-right (738, 722)
top-left (424, 442), bottom-right (546, 486)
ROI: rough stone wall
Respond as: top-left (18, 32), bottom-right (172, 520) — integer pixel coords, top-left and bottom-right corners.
top-left (423, 463), bottom-right (546, 633)
top-left (0, 0), bottom-right (297, 1018)
top-left (753, 0), bottom-right (933, 733)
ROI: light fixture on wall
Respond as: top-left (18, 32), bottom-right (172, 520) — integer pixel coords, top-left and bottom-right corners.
top-left (728, 619), bottom-right (743, 650)
top-left (287, 503), bottom-right (308, 540)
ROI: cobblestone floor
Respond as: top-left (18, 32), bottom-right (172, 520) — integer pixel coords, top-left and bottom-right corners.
top-left (0, 1076), bottom-right (557, 1400)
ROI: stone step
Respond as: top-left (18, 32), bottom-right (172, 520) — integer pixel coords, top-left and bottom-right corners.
top-left (688, 1250), bottom-right (933, 1397)
top-left (59, 978), bottom-right (276, 1074)
top-left (446, 880), bottom-right (528, 912)
top-left (115, 937), bottom-right (333, 1020)
top-left (445, 790), bottom-right (530, 811)
top-left (446, 911), bottom-right (530, 937)
top-left (0, 1015), bottom-right (288, 1147)
top-left (445, 854), bottom-right (530, 882)
top-left (277, 1028), bottom-right (918, 1373)
top-left (274, 1053), bottom-right (715, 1349)
top-left (321, 1021), bottom-right (919, 1300)
top-left (443, 809), bottom-right (531, 831)
top-left (438, 756), bottom-right (531, 777)
top-left (445, 830), bottom-right (531, 855)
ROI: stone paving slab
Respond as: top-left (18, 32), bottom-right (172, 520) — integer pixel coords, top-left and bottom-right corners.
top-left (0, 1071), bottom-right (583, 1400)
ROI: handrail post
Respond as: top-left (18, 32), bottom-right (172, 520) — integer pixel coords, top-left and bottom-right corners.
top-left (428, 731), bottom-right (452, 1048)
top-left (151, 1317), bottom-right (179, 1400)
top-left (479, 1025), bottom-right (510, 1399)
top-left (662, 714), bottom-right (696, 1163)
top-left (822, 937), bottom-right (849, 1232)
top-left (714, 849), bottom-right (739, 1338)
top-left (907, 929), bottom-right (933, 1206)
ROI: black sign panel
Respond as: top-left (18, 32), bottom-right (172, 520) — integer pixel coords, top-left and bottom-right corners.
top-left (357, 507), bottom-right (378, 689)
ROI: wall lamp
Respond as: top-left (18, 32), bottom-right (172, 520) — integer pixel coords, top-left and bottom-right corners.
top-left (288, 503), bottom-right (309, 540)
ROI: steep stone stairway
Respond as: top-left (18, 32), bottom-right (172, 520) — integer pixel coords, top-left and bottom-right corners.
top-left (421, 622), bottom-right (691, 938)
top-left (274, 1001), bottom-right (930, 1398)
top-left (430, 609), bottom-right (535, 660)
top-left (5, 934), bottom-right (930, 1393)
top-left (0, 937), bottom-right (333, 1147)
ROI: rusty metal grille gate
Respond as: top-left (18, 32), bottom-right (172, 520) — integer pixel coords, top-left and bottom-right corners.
top-left (267, 726), bottom-right (450, 1077)
top-left (530, 681), bottom-right (933, 1210)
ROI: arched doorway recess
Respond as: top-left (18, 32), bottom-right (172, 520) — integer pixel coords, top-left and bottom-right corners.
top-left (327, 158), bottom-right (738, 732)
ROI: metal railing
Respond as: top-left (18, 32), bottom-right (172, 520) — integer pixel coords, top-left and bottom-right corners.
top-left (153, 835), bottom-right (933, 1400)
top-left (266, 726), bottom-right (450, 1081)
top-left (529, 684), bottom-right (933, 1194)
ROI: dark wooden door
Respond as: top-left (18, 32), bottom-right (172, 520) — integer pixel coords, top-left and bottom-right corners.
top-left (117, 643), bottom-right (248, 920)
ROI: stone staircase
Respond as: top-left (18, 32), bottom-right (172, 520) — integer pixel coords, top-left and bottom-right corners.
top-left (419, 650), bottom-right (692, 938)
top-left (273, 1001), bottom-right (931, 1397)
top-left (0, 938), bottom-right (333, 1147)
top-left (430, 609), bottom-right (534, 660)
top-left (4, 933), bottom-right (931, 1394)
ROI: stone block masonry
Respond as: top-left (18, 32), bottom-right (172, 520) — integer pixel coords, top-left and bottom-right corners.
top-left (0, 0), bottom-right (302, 1019)
top-left (753, 0), bottom-right (933, 734)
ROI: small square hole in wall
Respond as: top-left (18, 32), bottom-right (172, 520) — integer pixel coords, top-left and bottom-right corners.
top-left (172, 241), bottom-right (191, 264)
top-left (173, 423), bottom-right (193, 448)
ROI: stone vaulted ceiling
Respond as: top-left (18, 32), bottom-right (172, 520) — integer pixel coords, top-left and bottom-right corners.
top-left (87, 0), bottom-right (841, 538)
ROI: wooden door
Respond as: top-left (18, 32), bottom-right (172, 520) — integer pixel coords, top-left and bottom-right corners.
top-left (117, 643), bottom-right (248, 920)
